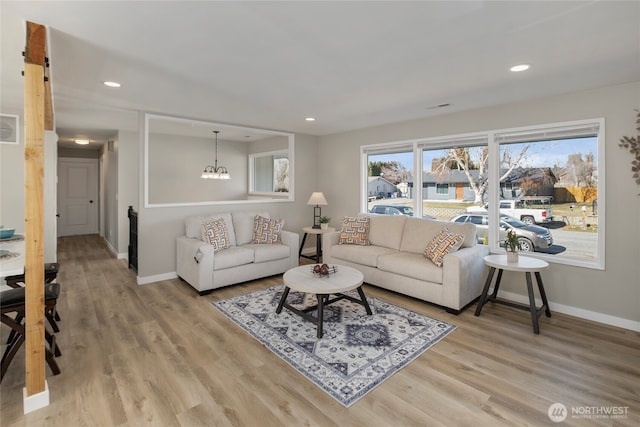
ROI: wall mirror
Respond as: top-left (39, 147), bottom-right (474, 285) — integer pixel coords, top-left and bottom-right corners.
top-left (144, 113), bottom-right (295, 207)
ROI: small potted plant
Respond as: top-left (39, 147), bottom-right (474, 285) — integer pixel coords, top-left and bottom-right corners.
top-left (505, 229), bottom-right (521, 262)
top-left (319, 216), bottom-right (331, 230)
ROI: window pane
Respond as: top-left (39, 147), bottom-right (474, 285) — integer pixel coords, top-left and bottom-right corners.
top-left (254, 155), bottom-right (273, 192)
top-left (422, 145), bottom-right (489, 234)
top-left (273, 156), bottom-right (289, 192)
top-left (497, 136), bottom-right (598, 261)
top-left (367, 151), bottom-right (414, 217)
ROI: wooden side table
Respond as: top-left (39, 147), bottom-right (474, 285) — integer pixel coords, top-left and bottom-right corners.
top-left (475, 254), bottom-right (551, 334)
top-left (299, 226), bottom-right (335, 263)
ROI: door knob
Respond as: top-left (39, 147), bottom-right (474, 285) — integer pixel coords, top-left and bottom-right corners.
top-left (89, 200), bottom-right (94, 203)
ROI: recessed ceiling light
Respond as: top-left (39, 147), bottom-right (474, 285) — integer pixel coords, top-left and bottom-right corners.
top-left (510, 64), bottom-right (531, 72)
top-left (305, 117), bottom-right (315, 122)
top-left (75, 139), bottom-right (90, 145)
top-left (103, 81), bottom-right (121, 88)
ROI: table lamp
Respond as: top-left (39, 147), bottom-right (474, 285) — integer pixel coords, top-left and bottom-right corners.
top-left (307, 192), bottom-right (328, 229)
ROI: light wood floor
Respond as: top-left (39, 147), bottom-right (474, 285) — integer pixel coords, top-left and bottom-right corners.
top-left (1, 235), bottom-right (638, 426)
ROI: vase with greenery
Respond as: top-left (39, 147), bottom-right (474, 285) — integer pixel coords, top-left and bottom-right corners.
top-left (505, 229), bottom-right (521, 262)
top-left (319, 216), bottom-right (331, 230)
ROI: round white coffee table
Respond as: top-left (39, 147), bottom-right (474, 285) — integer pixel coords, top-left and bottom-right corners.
top-left (475, 254), bottom-right (551, 334)
top-left (276, 264), bottom-right (371, 338)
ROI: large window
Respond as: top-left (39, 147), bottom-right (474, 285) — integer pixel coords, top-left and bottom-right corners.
top-left (361, 119), bottom-right (604, 269)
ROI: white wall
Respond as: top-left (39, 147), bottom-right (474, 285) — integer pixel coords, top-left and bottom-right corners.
top-left (118, 130), bottom-right (139, 255)
top-left (0, 115), bottom-right (24, 230)
top-left (148, 133), bottom-right (248, 204)
top-left (0, 114), bottom-right (57, 263)
top-left (318, 81), bottom-right (640, 327)
top-left (44, 131), bottom-right (57, 262)
top-left (101, 135), bottom-right (119, 254)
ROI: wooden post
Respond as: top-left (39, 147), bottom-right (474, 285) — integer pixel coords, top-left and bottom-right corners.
top-left (23, 21), bottom-right (47, 398)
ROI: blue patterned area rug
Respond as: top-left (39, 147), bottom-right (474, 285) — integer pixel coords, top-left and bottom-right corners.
top-left (211, 285), bottom-right (457, 407)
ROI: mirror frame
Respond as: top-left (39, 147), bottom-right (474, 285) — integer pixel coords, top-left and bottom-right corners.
top-left (144, 113), bottom-right (295, 208)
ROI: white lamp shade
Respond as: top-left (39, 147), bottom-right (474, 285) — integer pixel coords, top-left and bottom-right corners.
top-left (307, 192), bottom-right (328, 206)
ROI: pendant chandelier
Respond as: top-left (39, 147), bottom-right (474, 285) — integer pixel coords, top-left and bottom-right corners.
top-left (201, 130), bottom-right (230, 179)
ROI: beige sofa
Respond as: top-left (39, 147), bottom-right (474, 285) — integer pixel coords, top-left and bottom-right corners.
top-left (322, 215), bottom-right (489, 313)
top-left (176, 211), bottom-right (299, 294)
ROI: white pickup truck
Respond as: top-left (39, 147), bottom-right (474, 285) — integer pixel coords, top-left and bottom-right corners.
top-left (467, 199), bottom-right (553, 225)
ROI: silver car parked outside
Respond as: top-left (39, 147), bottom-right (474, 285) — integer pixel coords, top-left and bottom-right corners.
top-left (450, 212), bottom-right (553, 252)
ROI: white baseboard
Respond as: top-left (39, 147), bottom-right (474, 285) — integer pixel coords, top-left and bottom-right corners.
top-left (102, 237), bottom-right (127, 260)
top-left (496, 290), bottom-right (640, 332)
top-left (23, 381), bottom-right (49, 413)
top-left (103, 237), bottom-right (118, 257)
top-left (137, 272), bottom-right (178, 285)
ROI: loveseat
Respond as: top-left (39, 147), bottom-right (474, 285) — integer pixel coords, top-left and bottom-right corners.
top-left (176, 211), bottom-right (299, 294)
top-left (322, 214), bottom-right (489, 313)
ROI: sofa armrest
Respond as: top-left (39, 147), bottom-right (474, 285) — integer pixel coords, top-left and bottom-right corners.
top-left (322, 231), bottom-right (341, 262)
top-left (176, 236), bottom-right (215, 292)
top-left (441, 245), bottom-right (490, 310)
top-left (280, 230), bottom-right (300, 268)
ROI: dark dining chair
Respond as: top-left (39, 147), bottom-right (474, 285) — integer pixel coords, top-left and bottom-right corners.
top-left (4, 262), bottom-right (61, 330)
top-left (0, 283), bottom-right (62, 382)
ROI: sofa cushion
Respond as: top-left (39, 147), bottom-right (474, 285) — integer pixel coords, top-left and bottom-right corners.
top-left (248, 243), bottom-right (291, 263)
top-left (330, 244), bottom-right (398, 268)
top-left (399, 217), bottom-right (475, 254)
top-left (186, 213), bottom-right (236, 246)
top-left (213, 246), bottom-right (254, 270)
top-left (378, 252), bottom-right (443, 284)
top-left (233, 211), bottom-right (270, 245)
top-left (253, 215), bottom-right (284, 244)
top-left (443, 220), bottom-right (476, 249)
top-left (424, 228), bottom-right (464, 267)
top-left (201, 218), bottom-right (231, 253)
top-left (368, 215), bottom-right (407, 250)
top-left (339, 216), bottom-right (370, 246)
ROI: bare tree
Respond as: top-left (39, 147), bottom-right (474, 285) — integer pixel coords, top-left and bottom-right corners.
top-left (369, 161), bottom-right (411, 184)
top-left (274, 158), bottom-right (289, 192)
top-left (434, 145), bottom-right (529, 203)
top-left (566, 152), bottom-right (596, 187)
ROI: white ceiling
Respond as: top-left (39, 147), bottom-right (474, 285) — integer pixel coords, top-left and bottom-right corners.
top-left (1, 1), bottom-right (639, 150)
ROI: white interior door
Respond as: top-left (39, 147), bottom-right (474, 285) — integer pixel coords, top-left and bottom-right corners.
top-left (57, 158), bottom-right (99, 236)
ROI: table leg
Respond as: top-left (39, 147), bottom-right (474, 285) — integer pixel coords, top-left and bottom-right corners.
top-left (490, 268), bottom-right (504, 300)
top-left (275, 287), bottom-right (291, 314)
top-left (535, 272), bottom-right (552, 317)
top-left (356, 286), bottom-right (373, 315)
top-left (475, 266), bottom-right (496, 316)
top-left (298, 233), bottom-right (309, 259)
top-left (315, 235), bottom-right (322, 263)
top-left (317, 294), bottom-right (327, 338)
top-left (525, 272), bottom-right (540, 334)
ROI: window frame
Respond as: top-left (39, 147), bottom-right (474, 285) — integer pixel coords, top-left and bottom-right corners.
top-left (361, 118), bottom-right (605, 270)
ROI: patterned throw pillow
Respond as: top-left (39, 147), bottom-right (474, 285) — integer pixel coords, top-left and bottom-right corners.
top-left (252, 215), bottom-right (284, 244)
top-left (201, 218), bottom-right (231, 253)
top-left (338, 216), bottom-right (370, 246)
top-left (423, 228), bottom-right (464, 267)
